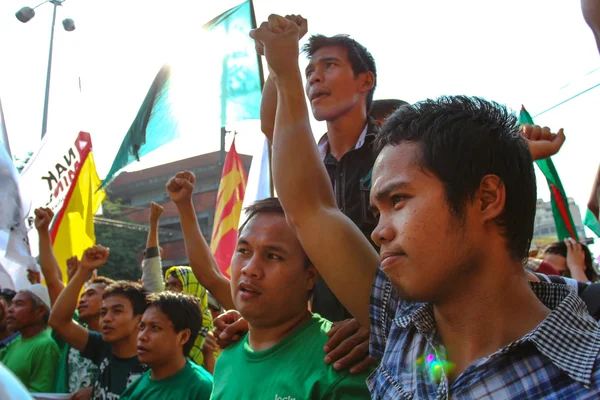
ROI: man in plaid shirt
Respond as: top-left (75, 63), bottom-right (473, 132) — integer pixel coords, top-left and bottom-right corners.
top-left (252, 14), bottom-right (600, 399)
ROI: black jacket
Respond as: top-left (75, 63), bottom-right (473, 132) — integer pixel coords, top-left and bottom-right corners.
top-left (312, 119), bottom-right (379, 322)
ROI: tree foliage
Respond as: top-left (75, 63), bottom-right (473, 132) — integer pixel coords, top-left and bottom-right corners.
top-left (94, 194), bottom-right (146, 281)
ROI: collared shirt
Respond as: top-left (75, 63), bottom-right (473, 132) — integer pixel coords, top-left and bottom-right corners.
top-left (312, 120), bottom-right (380, 323)
top-left (368, 267), bottom-right (600, 399)
top-left (316, 120), bottom-right (379, 243)
top-left (318, 124), bottom-right (370, 159)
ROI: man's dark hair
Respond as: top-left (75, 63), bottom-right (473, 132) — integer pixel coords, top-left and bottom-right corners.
top-left (239, 197), bottom-right (312, 269)
top-left (88, 276), bottom-right (115, 287)
top-left (0, 289), bottom-right (16, 305)
top-left (302, 34), bottom-right (377, 111)
top-left (370, 99), bottom-right (409, 122)
top-left (543, 241), bottom-right (598, 282)
top-left (240, 197), bottom-right (285, 232)
top-left (374, 96), bottom-right (536, 261)
top-left (103, 281), bottom-right (148, 316)
top-left (146, 292), bottom-right (201, 357)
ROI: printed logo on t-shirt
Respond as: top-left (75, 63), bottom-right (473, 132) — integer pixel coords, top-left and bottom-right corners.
top-left (92, 355), bottom-right (148, 399)
top-left (275, 395), bottom-right (296, 400)
top-left (126, 372), bottom-right (143, 387)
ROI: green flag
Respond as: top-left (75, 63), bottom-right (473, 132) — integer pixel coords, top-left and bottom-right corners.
top-left (102, 0), bottom-right (261, 187)
top-left (101, 65), bottom-right (176, 187)
top-left (203, 1), bottom-right (262, 127)
top-left (518, 106), bottom-right (579, 241)
top-left (585, 209), bottom-right (600, 237)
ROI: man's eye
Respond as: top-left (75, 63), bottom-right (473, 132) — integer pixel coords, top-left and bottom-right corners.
top-left (391, 195), bottom-right (406, 205)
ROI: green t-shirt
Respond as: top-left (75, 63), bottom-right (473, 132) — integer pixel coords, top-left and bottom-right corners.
top-left (81, 331), bottom-right (148, 399)
top-left (121, 359), bottom-right (213, 400)
top-left (53, 311), bottom-right (99, 393)
top-left (210, 314), bottom-right (371, 399)
top-left (0, 328), bottom-right (60, 393)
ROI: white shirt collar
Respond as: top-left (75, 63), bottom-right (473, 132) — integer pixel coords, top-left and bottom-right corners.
top-left (317, 123), bottom-right (369, 160)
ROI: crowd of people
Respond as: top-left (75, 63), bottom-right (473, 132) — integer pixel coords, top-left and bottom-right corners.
top-left (1, 3), bottom-right (600, 399)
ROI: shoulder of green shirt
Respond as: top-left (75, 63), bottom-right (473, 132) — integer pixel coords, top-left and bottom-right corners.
top-left (189, 361), bottom-right (214, 383)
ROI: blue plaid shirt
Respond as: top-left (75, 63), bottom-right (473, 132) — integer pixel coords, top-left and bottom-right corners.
top-left (368, 267), bottom-right (600, 399)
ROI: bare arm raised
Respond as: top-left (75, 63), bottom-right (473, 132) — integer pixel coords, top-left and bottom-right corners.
top-left (141, 202), bottom-right (166, 292)
top-left (257, 15), bottom-right (307, 142)
top-left (48, 245), bottom-right (109, 351)
top-left (166, 171), bottom-right (234, 310)
top-left (34, 207), bottom-right (65, 305)
top-left (250, 15), bottom-right (379, 327)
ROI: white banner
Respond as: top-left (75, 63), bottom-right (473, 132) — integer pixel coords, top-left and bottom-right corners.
top-left (0, 98), bottom-right (35, 289)
top-left (239, 134), bottom-right (272, 227)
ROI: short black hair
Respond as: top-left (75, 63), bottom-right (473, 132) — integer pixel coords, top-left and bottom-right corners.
top-left (370, 99), bottom-right (409, 122)
top-left (543, 241), bottom-right (598, 281)
top-left (240, 197), bottom-right (285, 233)
top-left (0, 289), bottom-right (16, 305)
top-left (103, 281), bottom-right (148, 316)
top-left (302, 34), bottom-right (377, 111)
top-left (146, 291), bottom-right (201, 357)
top-left (374, 96), bottom-right (536, 261)
top-left (239, 197), bottom-right (312, 269)
top-left (88, 276), bottom-right (115, 287)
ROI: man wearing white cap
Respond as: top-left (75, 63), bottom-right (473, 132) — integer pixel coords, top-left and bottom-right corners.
top-left (0, 284), bottom-right (60, 393)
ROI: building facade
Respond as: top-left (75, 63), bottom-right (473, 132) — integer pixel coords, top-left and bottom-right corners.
top-left (532, 197), bottom-right (587, 247)
top-left (108, 151), bottom-right (252, 268)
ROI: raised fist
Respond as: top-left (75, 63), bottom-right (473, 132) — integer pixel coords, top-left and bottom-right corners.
top-left (149, 202), bottom-right (164, 223)
top-left (80, 245), bottom-right (110, 272)
top-left (66, 256), bottom-right (80, 282)
top-left (254, 14), bottom-right (307, 57)
top-left (521, 124), bottom-right (565, 161)
top-left (27, 269), bottom-right (41, 285)
top-left (34, 208), bottom-right (55, 233)
top-left (166, 171), bottom-right (196, 206)
top-left (250, 14), bottom-right (301, 79)
top-left (285, 14), bottom-right (308, 40)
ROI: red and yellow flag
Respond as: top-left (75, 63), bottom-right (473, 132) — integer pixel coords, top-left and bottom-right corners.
top-left (50, 132), bottom-right (105, 277)
top-left (210, 139), bottom-right (247, 278)
top-left (21, 131), bottom-right (104, 282)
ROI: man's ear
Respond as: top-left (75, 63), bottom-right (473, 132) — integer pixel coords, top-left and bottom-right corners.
top-left (306, 264), bottom-right (319, 292)
top-left (179, 328), bottom-right (191, 348)
top-left (35, 305), bottom-right (48, 321)
top-left (358, 71), bottom-right (375, 94)
top-left (477, 174), bottom-right (506, 222)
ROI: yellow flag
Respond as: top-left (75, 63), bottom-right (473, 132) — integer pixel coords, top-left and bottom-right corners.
top-left (50, 132), bottom-right (105, 281)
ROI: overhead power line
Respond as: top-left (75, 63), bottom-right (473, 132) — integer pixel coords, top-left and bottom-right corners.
top-left (534, 81), bottom-right (600, 118)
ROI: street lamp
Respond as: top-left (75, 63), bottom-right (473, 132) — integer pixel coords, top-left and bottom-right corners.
top-left (15, 0), bottom-right (76, 139)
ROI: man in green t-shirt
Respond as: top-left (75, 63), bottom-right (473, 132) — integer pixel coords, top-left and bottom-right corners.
top-left (166, 173), bottom-right (371, 399)
top-left (49, 246), bottom-right (149, 399)
top-left (0, 284), bottom-right (60, 393)
top-left (32, 207), bottom-right (116, 397)
top-left (121, 291), bottom-right (213, 399)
